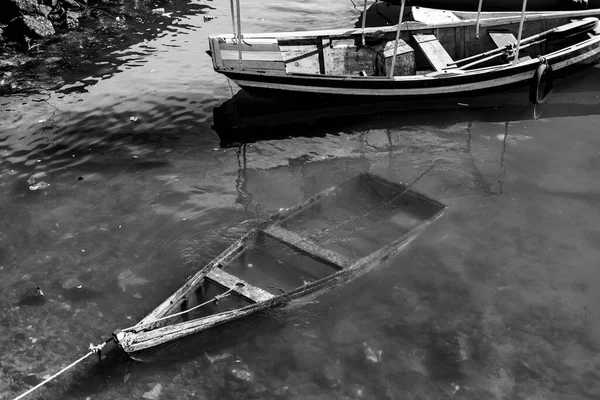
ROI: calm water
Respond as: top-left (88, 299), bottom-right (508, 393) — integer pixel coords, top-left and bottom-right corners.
top-left (2, 1), bottom-right (600, 399)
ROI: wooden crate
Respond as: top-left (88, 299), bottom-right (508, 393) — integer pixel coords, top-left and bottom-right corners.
top-left (374, 39), bottom-right (416, 76)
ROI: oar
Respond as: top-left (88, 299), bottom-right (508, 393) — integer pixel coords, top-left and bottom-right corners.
top-left (449, 17), bottom-right (598, 67)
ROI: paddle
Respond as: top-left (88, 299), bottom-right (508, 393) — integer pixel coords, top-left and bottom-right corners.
top-left (449, 17), bottom-right (598, 67)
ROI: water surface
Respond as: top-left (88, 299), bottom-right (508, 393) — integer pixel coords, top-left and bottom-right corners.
top-left (2, 1), bottom-right (600, 399)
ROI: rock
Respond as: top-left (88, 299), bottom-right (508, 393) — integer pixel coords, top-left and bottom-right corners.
top-left (17, 286), bottom-right (45, 306)
top-left (226, 363), bottom-right (255, 391)
top-left (274, 386), bottom-right (298, 397)
top-left (61, 277), bottom-right (83, 290)
top-left (362, 342), bottom-right (382, 364)
top-left (0, 0), bottom-right (42, 23)
top-left (7, 15), bottom-right (55, 39)
top-left (66, 11), bottom-right (80, 29)
top-left (61, 0), bottom-right (82, 9)
top-left (430, 329), bottom-right (474, 379)
top-left (321, 360), bottom-right (343, 388)
top-left (38, 4), bottom-right (52, 16)
top-left (347, 384), bottom-right (366, 398)
top-left (142, 383), bottom-right (162, 400)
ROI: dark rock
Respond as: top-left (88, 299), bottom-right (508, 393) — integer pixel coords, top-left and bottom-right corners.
top-left (429, 329), bottom-right (474, 380)
top-left (321, 360), bottom-right (343, 388)
top-left (0, 0), bottom-right (42, 23)
top-left (22, 373), bottom-right (42, 386)
top-left (17, 286), bottom-right (45, 306)
top-left (7, 15), bottom-right (55, 39)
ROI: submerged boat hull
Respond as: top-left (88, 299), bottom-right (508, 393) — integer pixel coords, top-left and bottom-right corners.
top-left (114, 173), bottom-right (446, 356)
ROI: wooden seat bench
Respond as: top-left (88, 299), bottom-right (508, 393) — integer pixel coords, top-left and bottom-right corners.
top-left (206, 267), bottom-right (275, 303)
top-left (412, 33), bottom-right (456, 71)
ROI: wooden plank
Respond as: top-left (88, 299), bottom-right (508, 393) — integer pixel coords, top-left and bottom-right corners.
top-left (281, 44), bottom-right (320, 74)
top-left (263, 226), bottom-right (350, 269)
top-left (489, 31), bottom-right (518, 48)
top-left (220, 50), bottom-right (283, 62)
top-left (222, 59), bottom-right (286, 71)
top-left (219, 42), bottom-right (281, 52)
top-left (413, 34), bottom-right (455, 71)
top-left (206, 267), bottom-right (275, 303)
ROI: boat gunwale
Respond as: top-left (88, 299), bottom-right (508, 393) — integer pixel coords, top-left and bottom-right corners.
top-left (208, 8), bottom-right (600, 41)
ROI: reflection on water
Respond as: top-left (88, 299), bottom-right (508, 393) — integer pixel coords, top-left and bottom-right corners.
top-left (2, 0), bottom-right (600, 399)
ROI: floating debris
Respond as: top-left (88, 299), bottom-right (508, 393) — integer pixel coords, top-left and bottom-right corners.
top-left (203, 15), bottom-right (215, 22)
top-left (205, 350), bottom-right (232, 364)
top-left (29, 181), bottom-right (50, 191)
top-left (151, 8), bottom-right (165, 15)
top-left (142, 383), bottom-right (162, 400)
top-left (129, 116), bottom-right (138, 122)
top-left (362, 342), bottom-right (382, 364)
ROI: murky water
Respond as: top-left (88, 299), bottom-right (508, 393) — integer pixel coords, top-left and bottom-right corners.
top-left (2, 0), bottom-right (600, 399)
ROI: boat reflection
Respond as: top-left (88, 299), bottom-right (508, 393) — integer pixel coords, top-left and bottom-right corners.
top-left (213, 64), bottom-right (600, 147)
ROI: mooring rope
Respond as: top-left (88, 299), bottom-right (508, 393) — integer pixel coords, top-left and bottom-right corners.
top-left (121, 282), bottom-right (245, 333)
top-left (11, 340), bottom-right (110, 400)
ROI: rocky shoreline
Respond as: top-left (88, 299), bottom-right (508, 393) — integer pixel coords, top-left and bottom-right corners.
top-left (0, 0), bottom-right (204, 95)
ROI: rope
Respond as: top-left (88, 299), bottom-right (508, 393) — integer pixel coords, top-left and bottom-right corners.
top-left (121, 282), bottom-right (245, 332)
top-left (11, 340), bottom-right (109, 400)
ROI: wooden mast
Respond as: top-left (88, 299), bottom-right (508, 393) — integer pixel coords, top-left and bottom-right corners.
top-left (361, 0), bottom-right (368, 45)
top-left (475, 0), bottom-right (483, 38)
top-left (388, 0), bottom-right (407, 78)
top-left (236, 0), bottom-right (243, 68)
top-left (514, 0), bottom-right (528, 64)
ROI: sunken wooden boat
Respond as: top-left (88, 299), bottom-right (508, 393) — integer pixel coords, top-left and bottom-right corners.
top-left (113, 173), bottom-right (445, 357)
top-left (207, 6), bottom-right (600, 102)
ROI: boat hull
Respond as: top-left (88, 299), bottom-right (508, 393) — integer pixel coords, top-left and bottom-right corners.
top-left (391, 0), bottom-right (599, 11)
top-left (222, 37), bottom-right (600, 100)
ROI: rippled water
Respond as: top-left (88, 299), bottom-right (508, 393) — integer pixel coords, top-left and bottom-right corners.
top-left (2, 1), bottom-right (600, 399)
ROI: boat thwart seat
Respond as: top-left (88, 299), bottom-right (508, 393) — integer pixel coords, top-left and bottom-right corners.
top-left (206, 267), bottom-right (275, 303)
top-left (412, 34), bottom-right (456, 71)
top-left (263, 225), bottom-right (351, 269)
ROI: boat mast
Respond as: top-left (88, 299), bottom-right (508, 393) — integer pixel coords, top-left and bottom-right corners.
top-left (513, 0), bottom-right (528, 64)
top-left (388, 0), bottom-right (407, 78)
top-left (361, 0), bottom-right (368, 45)
top-left (475, 0), bottom-right (483, 38)
top-left (236, 0), bottom-right (243, 68)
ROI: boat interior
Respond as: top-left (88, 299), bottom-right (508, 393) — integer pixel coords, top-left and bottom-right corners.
top-left (209, 7), bottom-right (600, 77)
top-left (147, 173), bottom-right (445, 329)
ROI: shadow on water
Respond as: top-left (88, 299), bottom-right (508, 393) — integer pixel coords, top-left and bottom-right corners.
top-left (1, 0), bottom-right (212, 96)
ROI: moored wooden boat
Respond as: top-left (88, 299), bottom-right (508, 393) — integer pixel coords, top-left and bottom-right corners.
top-left (113, 173), bottom-right (446, 358)
top-left (389, 0), bottom-right (597, 11)
top-left (207, 7), bottom-right (600, 102)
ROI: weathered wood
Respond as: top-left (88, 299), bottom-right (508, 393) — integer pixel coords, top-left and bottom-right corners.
top-left (134, 231), bottom-right (255, 328)
top-left (218, 41), bottom-right (281, 52)
top-left (116, 173), bottom-right (448, 356)
top-left (220, 50), bottom-right (283, 62)
top-left (222, 59), bottom-right (286, 71)
top-left (413, 33), bottom-right (456, 71)
top-left (206, 267), bottom-right (275, 303)
top-left (488, 31), bottom-right (517, 48)
top-left (263, 225), bottom-right (350, 269)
